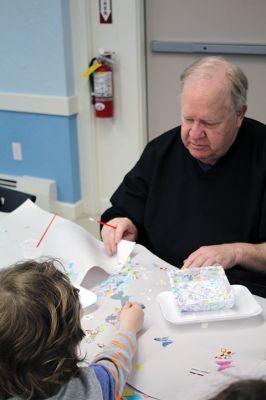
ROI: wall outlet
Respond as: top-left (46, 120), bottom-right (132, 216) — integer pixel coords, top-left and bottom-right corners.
top-left (12, 142), bottom-right (23, 161)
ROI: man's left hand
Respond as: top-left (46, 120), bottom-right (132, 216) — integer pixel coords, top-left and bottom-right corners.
top-left (182, 244), bottom-right (238, 270)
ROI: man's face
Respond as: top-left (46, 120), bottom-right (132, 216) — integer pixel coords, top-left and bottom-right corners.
top-left (180, 76), bottom-right (246, 165)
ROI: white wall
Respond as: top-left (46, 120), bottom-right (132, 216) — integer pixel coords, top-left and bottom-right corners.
top-left (71, 0), bottom-right (147, 215)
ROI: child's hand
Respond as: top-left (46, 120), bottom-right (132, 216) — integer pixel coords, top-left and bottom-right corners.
top-left (119, 302), bottom-right (144, 335)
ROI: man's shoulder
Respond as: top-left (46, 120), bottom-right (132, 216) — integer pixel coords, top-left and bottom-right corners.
top-left (241, 117), bottom-right (266, 151)
top-left (135, 125), bottom-right (183, 172)
top-left (243, 117), bottom-right (266, 133)
top-left (148, 126), bottom-right (181, 148)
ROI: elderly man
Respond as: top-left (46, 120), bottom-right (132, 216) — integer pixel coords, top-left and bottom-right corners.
top-left (101, 56), bottom-right (266, 295)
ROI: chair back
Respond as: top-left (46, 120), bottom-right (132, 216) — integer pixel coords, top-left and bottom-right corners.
top-left (0, 186), bottom-right (36, 212)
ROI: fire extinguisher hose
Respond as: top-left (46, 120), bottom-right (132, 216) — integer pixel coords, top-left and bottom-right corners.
top-left (88, 57), bottom-right (97, 105)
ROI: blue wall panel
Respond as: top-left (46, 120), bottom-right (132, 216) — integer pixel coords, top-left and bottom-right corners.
top-left (0, 111), bottom-right (81, 203)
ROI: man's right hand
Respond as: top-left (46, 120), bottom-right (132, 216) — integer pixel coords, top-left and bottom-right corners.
top-left (101, 217), bottom-right (138, 256)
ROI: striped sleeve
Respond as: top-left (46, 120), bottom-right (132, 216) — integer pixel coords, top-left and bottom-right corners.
top-left (91, 329), bottom-right (137, 400)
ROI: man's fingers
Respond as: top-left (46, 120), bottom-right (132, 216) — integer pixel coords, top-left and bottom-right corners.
top-left (102, 218), bottom-right (137, 256)
top-left (102, 226), bottom-right (117, 255)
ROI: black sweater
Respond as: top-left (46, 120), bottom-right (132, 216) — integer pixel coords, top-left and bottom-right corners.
top-left (102, 118), bottom-right (266, 294)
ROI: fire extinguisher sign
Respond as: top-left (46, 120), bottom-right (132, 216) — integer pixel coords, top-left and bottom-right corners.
top-left (99, 0), bottom-right (112, 24)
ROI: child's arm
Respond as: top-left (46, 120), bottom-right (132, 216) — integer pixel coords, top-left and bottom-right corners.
top-left (90, 303), bottom-right (144, 399)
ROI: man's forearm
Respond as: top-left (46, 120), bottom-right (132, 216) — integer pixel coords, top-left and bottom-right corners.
top-left (234, 242), bottom-right (266, 273)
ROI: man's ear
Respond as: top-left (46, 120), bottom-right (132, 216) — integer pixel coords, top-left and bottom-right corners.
top-left (236, 104), bottom-right (247, 127)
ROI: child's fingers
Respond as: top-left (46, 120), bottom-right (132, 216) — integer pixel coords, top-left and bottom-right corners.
top-left (122, 302), bottom-right (133, 310)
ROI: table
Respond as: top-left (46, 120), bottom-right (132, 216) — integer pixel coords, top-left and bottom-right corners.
top-left (80, 244), bottom-right (266, 400)
top-left (0, 211), bottom-right (7, 220)
top-left (1, 203), bottom-right (266, 400)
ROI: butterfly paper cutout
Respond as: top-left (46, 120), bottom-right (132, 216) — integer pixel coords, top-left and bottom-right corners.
top-left (154, 336), bottom-right (173, 347)
top-left (111, 290), bottom-right (129, 306)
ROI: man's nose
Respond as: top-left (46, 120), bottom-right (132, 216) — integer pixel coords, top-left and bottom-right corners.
top-left (189, 122), bottom-right (205, 139)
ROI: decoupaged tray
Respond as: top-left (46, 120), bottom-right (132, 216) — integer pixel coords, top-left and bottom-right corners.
top-left (157, 285), bottom-right (262, 325)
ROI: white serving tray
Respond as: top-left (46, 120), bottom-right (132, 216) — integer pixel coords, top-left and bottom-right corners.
top-left (157, 285), bottom-right (262, 325)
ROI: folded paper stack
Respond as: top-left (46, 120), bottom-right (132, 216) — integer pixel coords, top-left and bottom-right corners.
top-left (168, 266), bottom-right (234, 312)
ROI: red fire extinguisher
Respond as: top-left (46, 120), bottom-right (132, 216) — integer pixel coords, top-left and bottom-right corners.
top-left (89, 52), bottom-right (114, 118)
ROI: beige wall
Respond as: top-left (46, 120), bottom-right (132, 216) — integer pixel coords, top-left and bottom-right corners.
top-left (145, 0), bottom-right (266, 139)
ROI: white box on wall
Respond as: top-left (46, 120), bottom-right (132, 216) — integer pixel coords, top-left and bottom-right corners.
top-left (0, 174), bottom-right (84, 219)
top-left (17, 176), bottom-right (57, 212)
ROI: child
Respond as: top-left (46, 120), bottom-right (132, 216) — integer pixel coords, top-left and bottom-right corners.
top-left (0, 259), bottom-right (144, 400)
top-left (208, 378), bottom-right (266, 400)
